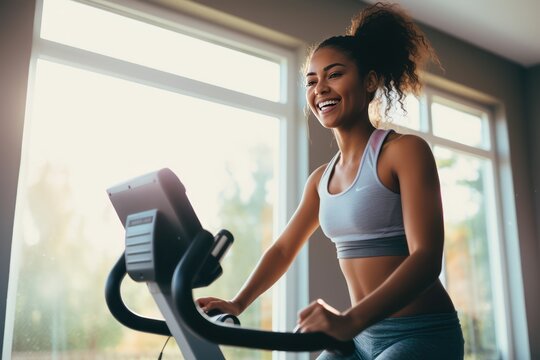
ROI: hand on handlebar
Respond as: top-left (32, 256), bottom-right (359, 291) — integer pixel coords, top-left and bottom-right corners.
top-left (196, 297), bottom-right (243, 317)
top-left (295, 299), bottom-right (357, 341)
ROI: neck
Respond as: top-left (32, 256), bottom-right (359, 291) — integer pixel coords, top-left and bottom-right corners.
top-left (333, 120), bottom-right (376, 165)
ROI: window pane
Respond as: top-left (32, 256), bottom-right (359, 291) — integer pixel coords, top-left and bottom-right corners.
top-left (432, 99), bottom-right (490, 149)
top-left (40, 0), bottom-right (281, 102)
top-left (435, 146), bottom-right (499, 359)
top-left (11, 59), bottom-right (277, 360)
top-left (388, 94), bottom-right (421, 130)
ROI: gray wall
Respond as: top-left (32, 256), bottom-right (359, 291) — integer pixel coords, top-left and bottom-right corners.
top-left (525, 63), bottom-right (540, 354)
top-left (526, 64), bottom-right (540, 237)
top-left (0, 0), bottom-right (36, 354)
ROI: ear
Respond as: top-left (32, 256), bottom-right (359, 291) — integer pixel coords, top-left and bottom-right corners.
top-left (365, 71), bottom-right (379, 93)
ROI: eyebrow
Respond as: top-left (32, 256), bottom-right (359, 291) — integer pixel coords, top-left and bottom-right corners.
top-left (305, 63), bottom-right (346, 77)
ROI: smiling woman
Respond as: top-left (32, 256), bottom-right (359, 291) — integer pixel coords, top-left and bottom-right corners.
top-left (305, 53), bottom-right (371, 130)
top-left (300, 6), bottom-right (464, 359)
top-left (196, 3), bottom-right (465, 360)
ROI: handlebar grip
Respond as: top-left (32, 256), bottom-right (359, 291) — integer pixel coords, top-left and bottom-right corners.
top-left (105, 253), bottom-right (171, 337)
top-left (205, 309), bottom-right (241, 325)
top-left (208, 313), bottom-right (241, 326)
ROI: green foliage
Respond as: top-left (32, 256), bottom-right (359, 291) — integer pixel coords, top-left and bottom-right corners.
top-left (12, 165), bottom-right (121, 352)
top-left (13, 146), bottom-right (274, 359)
top-left (437, 151), bottom-right (497, 358)
top-left (196, 144), bottom-right (274, 359)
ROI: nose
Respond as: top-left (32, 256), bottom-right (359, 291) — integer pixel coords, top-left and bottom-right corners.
top-left (314, 79), bottom-right (329, 95)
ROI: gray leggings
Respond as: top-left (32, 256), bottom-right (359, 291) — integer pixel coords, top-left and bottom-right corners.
top-left (318, 312), bottom-right (464, 360)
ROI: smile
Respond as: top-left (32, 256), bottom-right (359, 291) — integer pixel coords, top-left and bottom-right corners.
top-left (317, 99), bottom-right (341, 112)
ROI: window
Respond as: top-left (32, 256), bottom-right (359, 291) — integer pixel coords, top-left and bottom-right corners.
top-left (4, 1), bottom-right (301, 359)
top-left (385, 89), bottom-right (509, 359)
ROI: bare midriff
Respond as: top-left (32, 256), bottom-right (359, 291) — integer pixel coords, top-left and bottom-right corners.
top-left (339, 255), bottom-right (455, 317)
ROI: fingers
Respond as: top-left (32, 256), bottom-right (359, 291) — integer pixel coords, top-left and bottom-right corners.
top-left (202, 300), bottom-right (221, 313)
top-left (298, 299), bottom-right (333, 322)
top-left (296, 299), bottom-right (324, 332)
top-left (195, 297), bottom-right (241, 316)
top-left (195, 296), bottom-right (217, 308)
top-left (296, 299), bottom-right (340, 334)
top-left (298, 298), bottom-right (326, 322)
top-left (195, 297), bottom-right (221, 312)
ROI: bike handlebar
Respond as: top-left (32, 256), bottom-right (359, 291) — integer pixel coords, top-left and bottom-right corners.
top-left (171, 230), bottom-right (355, 355)
top-left (105, 253), bottom-right (171, 337)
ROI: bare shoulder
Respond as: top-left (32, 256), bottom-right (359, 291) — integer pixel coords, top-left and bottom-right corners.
top-left (310, 164), bottom-right (328, 182)
top-left (386, 132), bottom-right (430, 151)
top-left (304, 164), bottom-right (328, 195)
top-left (385, 132), bottom-right (434, 164)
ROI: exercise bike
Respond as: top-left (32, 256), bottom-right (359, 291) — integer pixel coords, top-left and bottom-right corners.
top-left (104, 168), bottom-right (353, 359)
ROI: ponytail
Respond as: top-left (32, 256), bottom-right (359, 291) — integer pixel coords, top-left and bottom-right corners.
top-left (313, 2), bottom-right (439, 118)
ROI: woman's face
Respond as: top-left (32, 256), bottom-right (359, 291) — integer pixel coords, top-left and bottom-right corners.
top-left (305, 47), bottom-right (370, 129)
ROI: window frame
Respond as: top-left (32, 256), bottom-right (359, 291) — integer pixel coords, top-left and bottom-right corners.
top-left (2, 1), bottom-right (308, 359)
top-left (388, 84), bottom-right (527, 359)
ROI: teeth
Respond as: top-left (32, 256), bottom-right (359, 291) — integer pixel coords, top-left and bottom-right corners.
top-left (318, 100), bottom-right (339, 110)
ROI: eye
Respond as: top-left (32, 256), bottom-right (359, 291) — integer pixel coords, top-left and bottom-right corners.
top-left (329, 71), bottom-right (342, 79)
top-left (305, 79), bottom-right (317, 88)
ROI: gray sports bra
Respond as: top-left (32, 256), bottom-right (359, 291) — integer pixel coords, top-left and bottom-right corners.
top-left (318, 129), bottom-right (409, 259)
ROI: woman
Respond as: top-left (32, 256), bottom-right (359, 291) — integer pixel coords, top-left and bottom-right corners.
top-left (198, 3), bottom-right (464, 359)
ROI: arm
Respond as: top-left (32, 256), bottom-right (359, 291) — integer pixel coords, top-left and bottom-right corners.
top-left (298, 135), bottom-right (445, 340)
top-left (198, 166), bottom-right (326, 315)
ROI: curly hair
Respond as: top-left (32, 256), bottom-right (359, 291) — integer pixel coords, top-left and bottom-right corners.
top-left (311, 2), bottom-right (440, 120)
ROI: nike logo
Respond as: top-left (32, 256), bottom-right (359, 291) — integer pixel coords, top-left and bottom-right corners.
top-left (355, 185), bottom-right (370, 192)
